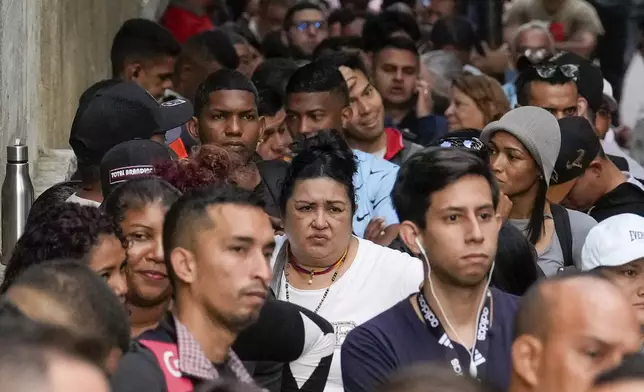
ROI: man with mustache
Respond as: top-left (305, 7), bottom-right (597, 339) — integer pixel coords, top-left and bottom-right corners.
top-left (111, 184), bottom-right (276, 391)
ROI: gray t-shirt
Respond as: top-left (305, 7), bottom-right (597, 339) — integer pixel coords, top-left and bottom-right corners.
top-left (509, 209), bottom-right (597, 276)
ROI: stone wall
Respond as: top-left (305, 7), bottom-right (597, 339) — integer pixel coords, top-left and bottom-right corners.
top-left (0, 0), bottom-right (168, 253)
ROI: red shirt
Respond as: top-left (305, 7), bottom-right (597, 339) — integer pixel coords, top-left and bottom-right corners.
top-left (161, 5), bottom-right (214, 43)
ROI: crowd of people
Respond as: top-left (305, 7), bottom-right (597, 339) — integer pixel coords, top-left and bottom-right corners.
top-left (6, 0), bottom-right (644, 391)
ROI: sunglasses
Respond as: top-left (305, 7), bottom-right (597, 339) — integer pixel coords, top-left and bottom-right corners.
top-left (436, 137), bottom-right (489, 160)
top-left (293, 21), bottom-right (326, 32)
top-left (534, 64), bottom-right (579, 81)
top-left (438, 137), bottom-right (485, 151)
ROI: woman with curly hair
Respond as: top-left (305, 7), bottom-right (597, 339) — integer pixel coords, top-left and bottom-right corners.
top-left (102, 177), bottom-right (181, 337)
top-left (1, 203), bottom-right (127, 302)
top-left (109, 150), bottom-right (335, 392)
top-left (445, 74), bottom-right (511, 131)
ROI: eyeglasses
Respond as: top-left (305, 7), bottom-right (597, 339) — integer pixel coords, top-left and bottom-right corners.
top-left (534, 64), bottom-right (579, 81)
top-left (293, 21), bottom-right (326, 32)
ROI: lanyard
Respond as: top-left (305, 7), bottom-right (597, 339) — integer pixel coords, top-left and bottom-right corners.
top-left (416, 291), bottom-right (492, 379)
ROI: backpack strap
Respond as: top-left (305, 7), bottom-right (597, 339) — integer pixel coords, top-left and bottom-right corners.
top-left (551, 204), bottom-right (573, 267)
top-left (139, 340), bottom-right (193, 392)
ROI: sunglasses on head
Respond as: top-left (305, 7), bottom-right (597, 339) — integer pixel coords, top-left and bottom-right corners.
top-left (534, 63), bottom-right (579, 81)
top-left (293, 21), bottom-right (326, 32)
top-left (438, 137), bottom-right (485, 151)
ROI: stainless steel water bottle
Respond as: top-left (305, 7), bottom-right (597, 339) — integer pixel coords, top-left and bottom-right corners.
top-left (1, 138), bottom-right (34, 264)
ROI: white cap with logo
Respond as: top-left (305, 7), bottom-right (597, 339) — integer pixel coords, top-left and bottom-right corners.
top-left (581, 213), bottom-right (644, 271)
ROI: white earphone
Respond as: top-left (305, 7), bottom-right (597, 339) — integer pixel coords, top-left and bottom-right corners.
top-left (414, 236), bottom-right (495, 379)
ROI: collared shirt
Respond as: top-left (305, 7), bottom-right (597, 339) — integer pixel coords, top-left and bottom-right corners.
top-left (174, 317), bottom-right (254, 383)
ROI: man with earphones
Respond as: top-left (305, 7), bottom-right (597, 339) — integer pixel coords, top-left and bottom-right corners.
top-left (341, 148), bottom-right (519, 392)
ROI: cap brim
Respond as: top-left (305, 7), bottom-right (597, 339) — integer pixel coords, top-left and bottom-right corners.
top-left (547, 178), bottom-right (577, 204)
top-left (581, 245), bottom-right (644, 271)
top-left (157, 98), bottom-right (194, 134)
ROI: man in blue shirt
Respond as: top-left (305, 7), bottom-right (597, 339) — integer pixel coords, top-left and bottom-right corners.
top-left (284, 60), bottom-right (400, 245)
top-left (341, 148), bottom-right (518, 392)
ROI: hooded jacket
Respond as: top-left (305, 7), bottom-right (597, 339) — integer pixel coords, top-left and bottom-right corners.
top-left (589, 181), bottom-right (644, 222)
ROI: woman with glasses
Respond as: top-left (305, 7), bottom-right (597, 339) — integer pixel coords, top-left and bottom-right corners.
top-left (271, 130), bottom-right (423, 392)
top-left (445, 74), bottom-right (510, 132)
top-left (482, 107), bottom-right (596, 276)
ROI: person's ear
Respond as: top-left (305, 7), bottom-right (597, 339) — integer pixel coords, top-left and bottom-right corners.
top-left (341, 105), bottom-right (353, 129)
top-left (511, 335), bottom-right (543, 388)
top-left (399, 221), bottom-right (422, 255)
top-left (577, 96), bottom-right (589, 118)
top-left (587, 158), bottom-right (603, 176)
top-left (124, 62), bottom-right (143, 81)
top-left (170, 247), bottom-right (197, 285)
top-left (187, 117), bottom-right (200, 142)
top-left (257, 116), bottom-right (266, 146)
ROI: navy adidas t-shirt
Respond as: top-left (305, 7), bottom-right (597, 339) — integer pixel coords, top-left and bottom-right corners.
top-left (341, 288), bottom-right (519, 392)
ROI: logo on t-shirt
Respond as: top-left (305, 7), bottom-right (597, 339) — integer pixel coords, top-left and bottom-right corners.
top-left (332, 321), bottom-right (357, 348)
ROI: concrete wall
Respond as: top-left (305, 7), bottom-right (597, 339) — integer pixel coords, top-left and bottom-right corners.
top-left (0, 0), bottom-right (168, 157)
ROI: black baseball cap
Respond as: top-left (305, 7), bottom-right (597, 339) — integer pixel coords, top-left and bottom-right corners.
top-left (70, 82), bottom-right (193, 166)
top-left (548, 116), bottom-right (601, 203)
top-left (100, 139), bottom-right (175, 197)
top-left (549, 52), bottom-right (604, 113)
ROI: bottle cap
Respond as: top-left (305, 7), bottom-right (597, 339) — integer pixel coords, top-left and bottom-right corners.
top-left (7, 138), bottom-right (28, 163)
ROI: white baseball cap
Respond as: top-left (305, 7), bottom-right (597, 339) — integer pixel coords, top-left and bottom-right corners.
top-left (602, 79), bottom-right (618, 111)
top-left (581, 213), bottom-right (644, 271)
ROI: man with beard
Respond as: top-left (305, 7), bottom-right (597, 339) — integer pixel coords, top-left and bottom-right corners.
top-left (111, 184), bottom-right (276, 391)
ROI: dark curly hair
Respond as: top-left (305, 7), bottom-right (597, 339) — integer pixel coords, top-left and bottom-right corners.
top-left (1, 203), bottom-right (119, 293)
top-left (102, 177), bottom-right (181, 244)
top-left (280, 129), bottom-right (358, 215)
top-left (154, 144), bottom-right (253, 194)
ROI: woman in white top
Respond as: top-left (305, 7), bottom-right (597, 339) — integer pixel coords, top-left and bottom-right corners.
top-left (270, 130), bottom-right (423, 392)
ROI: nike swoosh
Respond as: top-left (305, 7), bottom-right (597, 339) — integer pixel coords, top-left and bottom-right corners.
top-left (356, 214), bottom-right (369, 222)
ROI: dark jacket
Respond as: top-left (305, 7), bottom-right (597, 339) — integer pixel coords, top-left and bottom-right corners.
top-left (111, 298), bottom-right (334, 392)
top-left (384, 112), bottom-right (448, 146)
top-left (590, 181), bottom-right (644, 222)
top-left (384, 128), bottom-right (424, 166)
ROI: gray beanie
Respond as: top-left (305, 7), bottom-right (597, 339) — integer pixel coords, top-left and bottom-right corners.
top-left (481, 106), bottom-right (561, 185)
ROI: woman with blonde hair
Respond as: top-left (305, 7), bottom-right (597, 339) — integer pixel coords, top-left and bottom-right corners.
top-left (445, 74), bottom-right (511, 131)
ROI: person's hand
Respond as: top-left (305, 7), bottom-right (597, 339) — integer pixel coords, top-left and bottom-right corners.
top-left (364, 218), bottom-right (399, 246)
top-left (416, 65), bottom-right (434, 117)
top-left (498, 192), bottom-right (513, 219)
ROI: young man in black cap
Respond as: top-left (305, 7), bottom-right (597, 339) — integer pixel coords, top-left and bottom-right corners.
top-left (548, 116), bottom-right (644, 222)
top-left (68, 82), bottom-right (193, 206)
top-left (100, 140), bottom-right (175, 199)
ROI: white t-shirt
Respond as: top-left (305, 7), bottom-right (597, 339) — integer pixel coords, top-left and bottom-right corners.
top-left (271, 236), bottom-right (423, 392)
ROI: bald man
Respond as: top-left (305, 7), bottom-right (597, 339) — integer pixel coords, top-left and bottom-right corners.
top-left (509, 274), bottom-right (641, 392)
